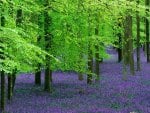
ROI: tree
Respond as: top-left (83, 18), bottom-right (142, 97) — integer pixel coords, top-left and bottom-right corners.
top-left (0, 1), bottom-right (6, 112)
top-left (123, 0), bottom-right (135, 77)
top-left (35, 13), bottom-right (44, 86)
top-left (145, 0), bottom-right (150, 62)
top-left (95, 13), bottom-right (100, 82)
top-left (87, 9), bottom-right (93, 84)
top-left (117, 18), bottom-right (123, 63)
top-left (44, 0), bottom-right (52, 92)
top-left (136, 0), bottom-right (141, 71)
top-left (77, 0), bottom-right (84, 81)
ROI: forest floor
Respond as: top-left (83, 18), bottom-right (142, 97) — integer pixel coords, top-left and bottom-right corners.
top-left (6, 49), bottom-right (150, 113)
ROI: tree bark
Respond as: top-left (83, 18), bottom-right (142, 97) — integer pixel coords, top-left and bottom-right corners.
top-left (44, 0), bottom-right (52, 92)
top-left (12, 71), bottom-right (16, 93)
top-left (35, 70), bottom-right (41, 85)
top-left (136, 0), bottom-right (141, 71)
top-left (87, 55), bottom-right (93, 84)
top-left (1, 71), bottom-right (5, 112)
top-left (95, 15), bottom-right (100, 82)
top-left (77, 0), bottom-right (84, 81)
top-left (35, 12), bottom-right (44, 85)
top-left (128, 16), bottom-right (135, 75)
top-left (8, 75), bottom-right (13, 100)
top-left (118, 21), bottom-right (122, 62)
top-left (0, 2), bottom-right (5, 111)
top-left (87, 10), bottom-right (93, 84)
top-left (145, 0), bottom-right (150, 62)
top-left (123, 2), bottom-right (135, 76)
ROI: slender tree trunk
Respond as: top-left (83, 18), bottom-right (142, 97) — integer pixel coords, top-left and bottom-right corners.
top-left (10, 8), bottom-right (23, 94)
top-left (44, 0), bottom-right (52, 92)
top-left (7, 0), bottom-right (14, 100)
top-left (87, 54), bottom-right (93, 84)
top-left (1, 71), bottom-right (5, 112)
top-left (12, 71), bottom-right (16, 93)
top-left (8, 75), bottom-right (13, 100)
top-left (77, 0), bottom-right (83, 81)
top-left (95, 46), bottom-right (100, 82)
top-left (128, 16), bottom-right (135, 75)
top-left (87, 10), bottom-right (93, 84)
top-left (118, 22), bottom-right (122, 62)
top-left (124, 16), bottom-right (130, 65)
top-left (35, 70), bottom-right (41, 85)
top-left (123, 2), bottom-right (135, 76)
top-left (136, 0), bottom-right (141, 71)
top-left (145, 0), bottom-right (150, 62)
top-left (122, 27), bottom-right (128, 80)
top-left (35, 13), bottom-right (44, 85)
top-left (44, 61), bottom-right (52, 92)
top-left (0, 3), bottom-right (5, 111)
top-left (95, 15), bottom-right (100, 82)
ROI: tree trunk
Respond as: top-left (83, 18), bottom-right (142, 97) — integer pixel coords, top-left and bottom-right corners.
top-left (128, 15), bottom-right (135, 75)
top-left (136, 0), bottom-right (141, 71)
top-left (118, 24), bottom-right (122, 63)
top-left (8, 75), bottom-right (13, 100)
top-left (0, 3), bottom-right (5, 112)
top-left (145, 0), bottom-right (150, 62)
top-left (35, 70), bottom-right (41, 85)
top-left (77, 0), bottom-right (84, 81)
top-left (123, 2), bottom-right (135, 76)
top-left (12, 71), bottom-right (16, 93)
top-left (87, 56), bottom-right (93, 84)
top-left (44, 0), bottom-right (52, 92)
top-left (95, 47), bottom-right (100, 82)
top-left (87, 10), bottom-right (93, 84)
top-left (44, 63), bottom-right (52, 92)
top-left (10, 8), bottom-right (23, 95)
top-left (1, 71), bottom-right (5, 112)
top-left (95, 16), bottom-right (100, 82)
top-left (35, 12), bottom-right (44, 85)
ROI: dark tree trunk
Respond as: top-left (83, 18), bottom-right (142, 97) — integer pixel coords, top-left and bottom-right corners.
top-left (44, 64), bottom-right (52, 92)
top-left (12, 71), bottom-right (16, 93)
top-left (35, 12), bottom-right (44, 85)
top-left (1, 71), bottom-right (5, 112)
top-left (35, 70), bottom-right (41, 85)
top-left (145, 0), bottom-right (150, 62)
top-left (123, 4), bottom-right (135, 76)
top-left (0, 3), bottom-right (5, 112)
top-left (7, 0), bottom-right (14, 100)
top-left (77, 0), bottom-right (84, 81)
top-left (87, 56), bottom-right (93, 84)
top-left (9, 8), bottom-right (23, 95)
top-left (136, 0), bottom-right (141, 71)
top-left (95, 48), bottom-right (100, 82)
top-left (44, 0), bottom-right (52, 92)
top-left (95, 18), bottom-right (100, 82)
top-left (128, 16), bottom-right (135, 75)
top-left (87, 10), bottom-right (93, 84)
top-left (118, 31), bottom-right (122, 62)
top-left (8, 75), bottom-right (13, 100)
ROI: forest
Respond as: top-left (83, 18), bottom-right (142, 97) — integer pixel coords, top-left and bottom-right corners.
top-left (0, 0), bottom-right (150, 113)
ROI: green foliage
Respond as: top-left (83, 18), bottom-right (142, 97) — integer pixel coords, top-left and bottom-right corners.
top-left (0, 0), bottom-right (149, 74)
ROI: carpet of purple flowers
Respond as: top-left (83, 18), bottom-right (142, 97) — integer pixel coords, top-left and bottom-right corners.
top-left (6, 50), bottom-right (150, 113)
